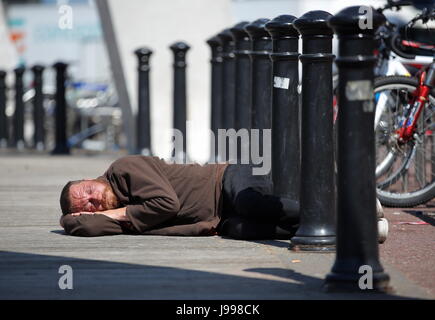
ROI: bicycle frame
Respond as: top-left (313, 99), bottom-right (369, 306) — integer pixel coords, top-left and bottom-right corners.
top-left (379, 51), bottom-right (432, 76)
top-left (396, 60), bottom-right (435, 143)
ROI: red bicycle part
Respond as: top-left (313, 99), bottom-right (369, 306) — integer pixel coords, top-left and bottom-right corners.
top-left (397, 71), bottom-right (431, 142)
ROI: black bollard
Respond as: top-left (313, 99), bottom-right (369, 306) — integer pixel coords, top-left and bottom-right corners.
top-left (245, 19), bottom-right (272, 133)
top-left (230, 21), bottom-right (252, 164)
top-left (52, 62), bottom-right (70, 155)
top-left (206, 35), bottom-right (223, 162)
top-left (134, 47), bottom-right (153, 156)
top-left (245, 19), bottom-right (272, 171)
top-left (230, 21), bottom-right (251, 132)
top-left (170, 42), bottom-right (190, 163)
top-left (32, 65), bottom-right (45, 151)
top-left (266, 15), bottom-right (300, 200)
top-left (0, 70), bottom-right (7, 148)
top-left (13, 67), bottom-right (25, 150)
top-left (290, 11), bottom-right (336, 251)
top-left (324, 6), bottom-right (390, 292)
top-left (217, 29), bottom-right (236, 132)
top-left (217, 29), bottom-right (237, 163)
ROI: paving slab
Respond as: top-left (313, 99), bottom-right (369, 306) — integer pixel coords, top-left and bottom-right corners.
top-left (0, 153), bottom-right (432, 299)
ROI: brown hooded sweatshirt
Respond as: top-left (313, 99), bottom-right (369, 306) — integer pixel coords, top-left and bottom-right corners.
top-left (61, 155), bottom-right (229, 237)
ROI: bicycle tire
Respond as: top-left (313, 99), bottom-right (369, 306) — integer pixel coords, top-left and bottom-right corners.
top-left (374, 75), bottom-right (435, 207)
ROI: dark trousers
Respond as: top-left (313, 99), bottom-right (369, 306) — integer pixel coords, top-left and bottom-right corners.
top-left (217, 164), bottom-right (300, 240)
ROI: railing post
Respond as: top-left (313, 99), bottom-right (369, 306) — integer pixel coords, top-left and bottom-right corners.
top-left (32, 65), bottom-right (45, 151)
top-left (0, 70), bottom-right (7, 148)
top-left (217, 29), bottom-right (236, 132)
top-left (230, 21), bottom-right (252, 164)
top-left (324, 6), bottom-right (390, 292)
top-left (13, 67), bottom-right (25, 150)
top-left (245, 19), bottom-right (272, 130)
top-left (170, 41), bottom-right (190, 163)
top-left (51, 62), bottom-right (70, 155)
top-left (245, 18), bottom-right (272, 170)
top-left (290, 11), bottom-right (336, 251)
top-left (206, 35), bottom-right (223, 162)
top-left (230, 21), bottom-right (252, 132)
top-left (266, 15), bottom-right (300, 200)
top-left (134, 47), bottom-right (153, 156)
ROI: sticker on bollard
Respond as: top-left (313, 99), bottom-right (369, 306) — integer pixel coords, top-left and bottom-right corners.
top-left (345, 80), bottom-right (373, 101)
top-left (273, 76), bottom-right (290, 90)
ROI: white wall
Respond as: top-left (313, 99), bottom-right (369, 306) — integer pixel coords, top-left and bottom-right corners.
top-left (106, 0), bottom-right (419, 162)
top-left (107, 0), bottom-right (234, 163)
top-left (6, 3), bottom-right (109, 86)
top-left (0, 1), bottom-right (18, 83)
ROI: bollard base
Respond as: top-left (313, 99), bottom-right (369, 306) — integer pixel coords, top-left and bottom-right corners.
top-left (139, 148), bottom-right (152, 156)
top-left (35, 142), bottom-right (45, 152)
top-left (0, 139), bottom-right (7, 148)
top-left (51, 145), bottom-right (70, 155)
top-left (289, 243), bottom-right (335, 252)
top-left (289, 236), bottom-right (336, 252)
top-left (16, 140), bottom-right (25, 151)
top-left (323, 271), bottom-right (392, 294)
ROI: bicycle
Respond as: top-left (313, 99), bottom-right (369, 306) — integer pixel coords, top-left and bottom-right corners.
top-left (374, 6), bottom-right (435, 207)
top-left (374, 0), bottom-right (434, 77)
top-left (333, 0), bottom-right (433, 123)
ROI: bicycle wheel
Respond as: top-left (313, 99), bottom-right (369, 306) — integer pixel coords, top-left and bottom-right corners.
top-left (374, 75), bottom-right (435, 207)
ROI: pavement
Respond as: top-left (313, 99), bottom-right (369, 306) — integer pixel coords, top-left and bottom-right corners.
top-left (0, 152), bottom-right (433, 300)
top-left (381, 206), bottom-right (435, 298)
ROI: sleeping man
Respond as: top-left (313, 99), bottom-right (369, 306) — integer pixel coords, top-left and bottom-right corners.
top-left (59, 155), bottom-right (300, 239)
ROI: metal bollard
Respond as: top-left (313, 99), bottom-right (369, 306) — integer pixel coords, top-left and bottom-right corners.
top-left (266, 15), bottom-right (300, 200)
top-left (206, 35), bottom-right (223, 162)
top-left (230, 21), bottom-right (251, 132)
top-left (230, 21), bottom-right (252, 164)
top-left (245, 19), bottom-right (272, 170)
top-left (170, 42), bottom-right (190, 163)
top-left (217, 29), bottom-right (236, 132)
top-left (13, 67), bottom-right (25, 150)
top-left (0, 70), bottom-right (7, 148)
top-left (134, 47), bottom-right (153, 156)
top-left (290, 11), bottom-right (336, 251)
top-left (245, 19), bottom-right (272, 133)
top-left (51, 62), bottom-right (70, 155)
top-left (32, 65), bottom-right (45, 151)
top-left (217, 29), bottom-right (237, 163)
top-left (324, 6), bottom-right (390, 292)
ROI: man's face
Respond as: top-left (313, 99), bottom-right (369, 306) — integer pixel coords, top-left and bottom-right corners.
top-left (69, 180), bottom-right (119, 213)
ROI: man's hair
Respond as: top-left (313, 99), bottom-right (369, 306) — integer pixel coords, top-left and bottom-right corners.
top-left (59, 180), bottom-right (84, 215)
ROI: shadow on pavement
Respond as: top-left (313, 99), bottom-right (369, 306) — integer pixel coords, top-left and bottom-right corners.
top-left (0, 250), bottom-right (418, 300)
top-left (244, 267), bottom-right (418, 300)
top-left (249, 240), bottom-right (291, 248)
top-left (50, 230), bottom-right (67, 235)
top-left (403, 210), bottom-right (435, 226)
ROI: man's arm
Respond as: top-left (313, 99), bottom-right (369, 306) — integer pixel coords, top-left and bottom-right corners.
top-left (60, 213), bottom-right (123, 237)
top-left (72, 207), bottom-right (129, 221)
top-left (105, 157), bottom-right (181, 233)
top-left (141, 221), bottom-right (218, 236)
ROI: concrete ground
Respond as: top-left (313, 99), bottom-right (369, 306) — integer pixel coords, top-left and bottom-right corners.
top-left (0, 152), bottom-right (433, 300)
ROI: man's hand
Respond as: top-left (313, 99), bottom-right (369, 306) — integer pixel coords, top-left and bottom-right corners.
top-left (71, 207), bottom-right (129, 222)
